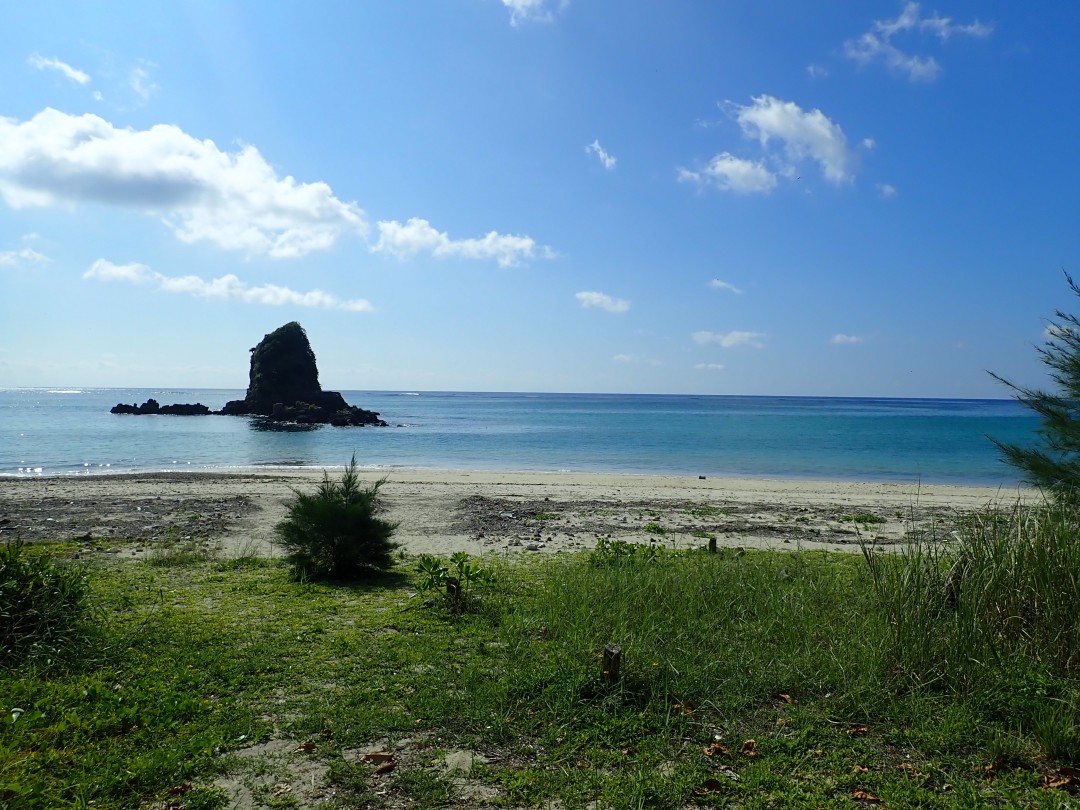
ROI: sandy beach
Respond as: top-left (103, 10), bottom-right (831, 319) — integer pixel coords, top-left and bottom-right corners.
top-left (0, 469), bottom-right (1035, 560)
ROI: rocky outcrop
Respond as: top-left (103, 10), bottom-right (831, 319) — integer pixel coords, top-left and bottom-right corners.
top-left (219, 322), bottom-right (386, 426)
top-left (110, 399), bottom-right (210, 416)
top-left (221, 322), bottom-right (324, 415)
top-left (111, 322), bottom-right (387, 427)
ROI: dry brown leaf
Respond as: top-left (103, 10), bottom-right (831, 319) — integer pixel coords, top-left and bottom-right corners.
top-left (847, 724), bottom-right (869, 736)
top-left (776, 718), bottom-right (790, 727)
top-left (1043, 766), bottom-right (1080, 792)
top-left (739, 739), bottom-right (757, 757)
top-left (167, 785), bottom-right (193, 796)
top-left (692, 778), bottom-right (725, 796)
top-left (703, 742), bottom-right (733, 759)
top-left (777, 693), bottom-right (795, 704)
top-left (672, 700), bottom-right (695, 718)
top-left (896, 763), bottom-right (919, 778)
top-left (851, 789), bottom-right (880, 802)
top-left (620, 746), bottom-right (635, 756)
top-left (984, 763), bottom-right (996, 780)
top-left (361, 752), bottom-right (394, 765)
top-left (295, 740), bottom-right (317, 753)
top-left (375, 761), bottom-right (397, 775)
top-left (853, 765), bottom-right (869, 774)
top-left (272, 784), bottom-right (292, 796)
top-left (575, 759), bottom-right (589, 769)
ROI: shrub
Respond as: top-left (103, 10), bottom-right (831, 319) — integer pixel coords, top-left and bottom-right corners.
top-left (275, 456), bottom-right (399, 581)
top-left (0, 541), bottom-right (91, 666)
top-left (415, 552), bottom-right (497, 612)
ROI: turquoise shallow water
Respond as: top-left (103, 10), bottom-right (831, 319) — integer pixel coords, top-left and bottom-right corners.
top-left (0, 388), bottom-right (1037, 485)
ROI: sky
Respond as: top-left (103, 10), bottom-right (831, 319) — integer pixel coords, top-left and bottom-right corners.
top-left (1, 1), bottom-right (1077, 397)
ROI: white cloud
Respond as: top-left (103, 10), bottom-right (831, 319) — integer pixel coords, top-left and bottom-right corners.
top-left (373, 217), bottom-right (550, 267)
top-left (709, 279), bottom-right (743, 294)
top-left (806, 64), bottom-right (828, 79)
top-left (0, 246), bottom-right (48, 268)
top-left (678, 152), bottom-right (777, 194)
top-left (92, 90), bottom-right (103, 102)
top-left (844, 2), bottom-right (991, 82)
top-left (830, 333), bottom-right (865, 345)
top-left (502, 0), bottom-right (564, 26)
top-left (612, 353), bottom-right (661, 366)
top-left (84, 259), bottom-right (372, 311)
top-left (0, 108), bottom-right (366, 258)
top-left (693, 330), bottom-right (765, 349)
top-left (695, 363), bottom-right (725, 371)
top-left (84, 259), bottom-right (155, 284)
top-left (734, 95), bottom-right (853, 184)
top-left (28, 53), bottom-right (91, 85)
top-left (862, 137), bottom-right (876, 150)
top-left (877, 183), bottom-right (898, 198)
top-left (586, 139), bottom-right (617, 171)
top-left (576, 291), bottom-right (630, 313)
top-left (129, 64), bottom-right (158, 101)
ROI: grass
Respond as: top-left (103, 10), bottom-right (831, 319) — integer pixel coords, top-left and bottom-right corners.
top-left (841, 513), bottom-right (887, 526)
top-left (3, 501), bottom-right (1080, 808)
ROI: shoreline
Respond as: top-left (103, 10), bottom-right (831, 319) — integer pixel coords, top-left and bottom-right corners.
top-left (0, 468), bottom-right (1036, 559)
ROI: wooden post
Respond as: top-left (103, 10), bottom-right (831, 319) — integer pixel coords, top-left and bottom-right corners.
top-left (708, 536), bottom-right (717, 554)
top-left (601, 643), bottom-right (622, 684)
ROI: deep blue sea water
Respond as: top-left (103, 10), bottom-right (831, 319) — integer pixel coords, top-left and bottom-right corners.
top-left (0, 388), bottom-right (1038, 485)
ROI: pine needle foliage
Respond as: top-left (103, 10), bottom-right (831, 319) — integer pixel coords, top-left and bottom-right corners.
top-left (275, 456), bottom-right (399, 581)
top-left (991, 270), bottom-right (1080, 499)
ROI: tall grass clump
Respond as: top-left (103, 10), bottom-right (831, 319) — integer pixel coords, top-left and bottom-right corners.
top-left (505, 546), bottom-right (880, 716)
top-left (275, 456), bottom-right (399, 582)
top-left (864, 500), bottom-right (1080, 693)
top-left (0, 541), bottom-right (92, 667)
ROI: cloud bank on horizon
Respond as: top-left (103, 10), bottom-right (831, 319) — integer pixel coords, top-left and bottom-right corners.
top-left (0, 2), bottom-right (1074, 398)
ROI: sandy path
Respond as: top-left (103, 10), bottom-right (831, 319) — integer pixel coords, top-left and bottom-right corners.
top-left (0, 469), bottom-right (1034, 559)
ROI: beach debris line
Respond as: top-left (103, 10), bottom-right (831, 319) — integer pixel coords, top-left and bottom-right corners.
top-left (111, 321), bottom-right (388, 426)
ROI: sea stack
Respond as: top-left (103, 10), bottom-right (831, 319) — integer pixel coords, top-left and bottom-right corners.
top-left (111, 322), bottom-right (387, 426)
top-left (219, 322), bottom-right (387, 426)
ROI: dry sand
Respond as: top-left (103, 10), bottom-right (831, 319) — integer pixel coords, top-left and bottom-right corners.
top-left (0, 469), bottom-right (1035, 560)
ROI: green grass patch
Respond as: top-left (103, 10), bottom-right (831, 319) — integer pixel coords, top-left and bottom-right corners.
top-left (3, 501), bottom-right (1079, 808)
top-left (642, 522), bottom-right (667, 535)
top-left (688, 505), bottom-right (733, 517)
top-left (841, 513), bottom-right (887, 525)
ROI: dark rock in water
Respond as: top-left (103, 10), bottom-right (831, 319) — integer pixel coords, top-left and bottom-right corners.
top-left (220, 322), bottom-right (387, 426)
top-left (159, 403), bottom-right (211, 416)
top-left (228, 321), bottom-right (323, 415)
top-left (111, 399), bottom-right (159, 415)
top-left (110, 399), bottom-right (209, 416)
top-left (112, 321), bottom-right (387, 426)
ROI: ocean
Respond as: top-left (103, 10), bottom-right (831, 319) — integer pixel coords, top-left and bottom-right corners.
top-left (0, 388), bottom-right (1038, 485)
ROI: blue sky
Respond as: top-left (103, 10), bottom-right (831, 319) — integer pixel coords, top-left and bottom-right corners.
top-left (1, 1), bottom-right (1077, 397)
